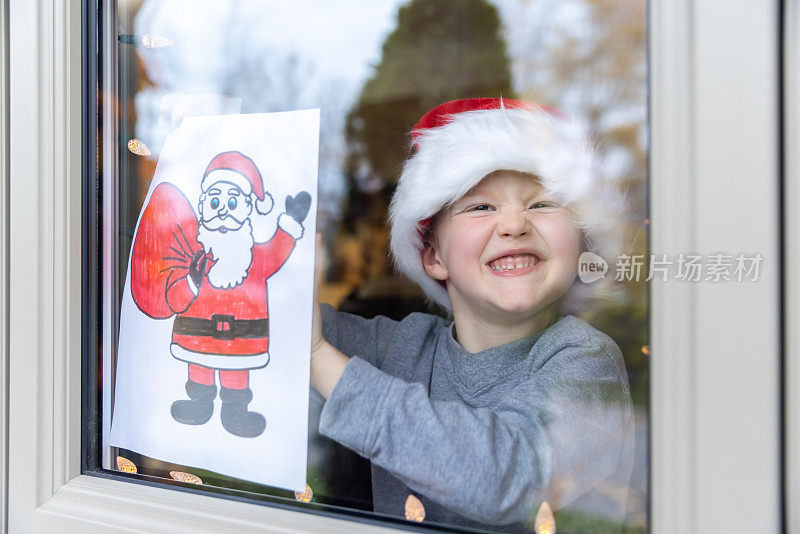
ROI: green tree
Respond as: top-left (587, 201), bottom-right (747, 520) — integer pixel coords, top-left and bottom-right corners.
top-left (338, 0), bottom-right (514, 286)
top-left (345, 0), bottom-right (513, 192)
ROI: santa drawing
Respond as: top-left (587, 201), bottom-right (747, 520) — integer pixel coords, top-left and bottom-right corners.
top-left (130, 150), bottom-right (311, 438)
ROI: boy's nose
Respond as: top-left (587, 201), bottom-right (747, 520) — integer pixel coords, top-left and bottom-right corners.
top-left (496, 210), bottom-right (531, 237)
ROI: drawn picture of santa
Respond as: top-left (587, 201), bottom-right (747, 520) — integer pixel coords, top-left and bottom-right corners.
top-left (130, 150), bottom-right (311, 438)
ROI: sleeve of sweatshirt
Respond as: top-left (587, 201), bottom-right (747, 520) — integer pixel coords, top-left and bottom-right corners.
top-left (318, 336), bottom-right (633, 526)
top-left (319, 303), bottom-right (400, 369)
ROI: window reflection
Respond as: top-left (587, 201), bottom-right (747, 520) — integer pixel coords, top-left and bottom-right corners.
top-left (104, 0), bottom-right (648, 531)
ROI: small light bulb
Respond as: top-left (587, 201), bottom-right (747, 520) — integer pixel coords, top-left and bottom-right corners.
top-left (169, 471), bottom-right (202, 485)
top-left (116, 456), bottom-right (137, 474)
top-left (141, 33), bottom-right (173, 49)
top-left (641, 345), bottom-right (650, 356)
top-left (127, 138), bottom-right (151, 156)
top-left (404, 494), bottom-right (425, 522)
top-left (294, 484), bottom-right (314, 503)
top-left (534, 501), bottom-right (556, 534)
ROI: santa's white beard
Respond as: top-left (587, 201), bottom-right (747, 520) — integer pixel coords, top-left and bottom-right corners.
top-left (197, 219), bottom-right (254, 289)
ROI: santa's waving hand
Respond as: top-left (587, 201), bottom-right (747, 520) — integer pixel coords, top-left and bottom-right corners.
top-left (130, 151), bottom-right (312, 438)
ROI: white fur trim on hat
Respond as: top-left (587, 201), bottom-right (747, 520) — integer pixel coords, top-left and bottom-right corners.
top-left (389, 104), bottom-right (629, 314)
top-left (278, 213), bottom-right (304, 240)
top-left (256, 192), bottom-right (274, 215)
top-left (201, 169), bottom-right (253, 195)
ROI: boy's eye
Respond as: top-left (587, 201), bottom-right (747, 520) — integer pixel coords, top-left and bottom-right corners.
top-left (466, 204), bottom-right (493, 212)
top-left (529, 201), bottom-right (560, 210)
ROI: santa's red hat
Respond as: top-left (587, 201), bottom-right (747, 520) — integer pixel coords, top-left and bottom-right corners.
top-left (388, 97), bottom-right (628, 314)
top-left (201, 151), bottom-right (273, 214)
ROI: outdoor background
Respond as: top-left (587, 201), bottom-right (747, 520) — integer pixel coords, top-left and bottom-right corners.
top-left (109, 0), bottom-right (648, 531)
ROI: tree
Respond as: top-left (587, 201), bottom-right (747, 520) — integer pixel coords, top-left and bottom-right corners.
top-left (337, 0), bottom-right (514, 289)
top-left (346, 0), bottom-right (513, 188)
top-left (513, 0), bottom-right (649, 404)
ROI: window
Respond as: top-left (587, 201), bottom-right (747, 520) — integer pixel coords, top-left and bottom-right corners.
top-left (89, 1), bottom-right (649, 532)
top-left (2, 1), bottom-right (783, 533)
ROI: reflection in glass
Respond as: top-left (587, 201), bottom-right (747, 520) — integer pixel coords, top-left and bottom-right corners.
top-left (100, 0), bottom-right (648, 531)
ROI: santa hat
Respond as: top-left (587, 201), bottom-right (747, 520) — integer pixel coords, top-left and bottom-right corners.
top-left (201, 151), bottom-right (274, 214)
top-left (388, 97), bottom-right (629, 314)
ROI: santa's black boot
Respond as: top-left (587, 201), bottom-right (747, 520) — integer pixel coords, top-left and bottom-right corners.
top-left (219, 387), bottom-right (266, 438)
top-left (171, 380), bottom-right (216, 425)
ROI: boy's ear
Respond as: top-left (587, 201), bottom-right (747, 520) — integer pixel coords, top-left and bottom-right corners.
top-left (421, 240), bottom-right (448, 281)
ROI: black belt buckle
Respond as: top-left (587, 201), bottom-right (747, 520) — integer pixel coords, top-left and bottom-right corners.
top-left (210, 313), bottom-right (236, 340)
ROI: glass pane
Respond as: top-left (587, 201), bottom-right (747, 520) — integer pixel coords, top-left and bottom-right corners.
top-left (90, 0), bottom-right (649, 532)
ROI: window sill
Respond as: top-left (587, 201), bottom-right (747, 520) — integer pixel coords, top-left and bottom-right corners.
top-left (25, 475), bottom-right (399, 534)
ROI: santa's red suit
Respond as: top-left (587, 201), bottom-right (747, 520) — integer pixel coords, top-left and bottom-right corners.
top-left (130, 182), bottom-right (301, 389)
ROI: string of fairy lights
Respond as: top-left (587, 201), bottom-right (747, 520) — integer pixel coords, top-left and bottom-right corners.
top-left (115, 452), bottom-right (556, 531)
top-left (119, 33), bottom-right (169, 157)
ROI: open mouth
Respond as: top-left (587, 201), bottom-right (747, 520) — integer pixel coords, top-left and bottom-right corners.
top-left (488, 253), bottom-right (541, 272)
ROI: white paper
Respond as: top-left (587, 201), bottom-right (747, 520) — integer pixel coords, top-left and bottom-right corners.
top-left (109, 109), bottom-right (320, 491)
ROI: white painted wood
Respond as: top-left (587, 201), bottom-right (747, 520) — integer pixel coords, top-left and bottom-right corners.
top-left (650, 1), bottom-right (781, 532)
top-left (648, 0), bottom-right (696, 531)
top-left (786, 1), bottom-right (800, 532)
top-left (0, 0), bottom-right (8, 531)
top-left (54, 0), bottom-right (83, 493)
top-left (27, 475), bottom-right (403, 534)
top-left (6, 0), bottom-right (83, 530)
top-left (8, 0), bottom-right (55, 528)
top-left (691, 2), bottom-right (780, 532)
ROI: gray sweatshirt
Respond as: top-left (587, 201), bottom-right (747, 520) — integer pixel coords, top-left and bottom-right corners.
top-left (319, 304), bottom-right (634, 532)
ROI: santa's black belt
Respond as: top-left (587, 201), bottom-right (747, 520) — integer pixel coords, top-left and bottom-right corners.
top-left (173, 315), bottom-right (269, 341)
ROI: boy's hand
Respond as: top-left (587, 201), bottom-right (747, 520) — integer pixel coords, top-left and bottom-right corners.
top-left (310, 233), bottom-right (350, 399)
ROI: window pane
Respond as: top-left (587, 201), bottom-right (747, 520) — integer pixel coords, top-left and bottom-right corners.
top-left (89, 1), bottom-right (649, 532)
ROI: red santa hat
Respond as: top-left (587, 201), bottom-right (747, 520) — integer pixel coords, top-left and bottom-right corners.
top-left (201, 151), bottom-right (274, 214)
top-left (388, 97), bottom-right (628, 314)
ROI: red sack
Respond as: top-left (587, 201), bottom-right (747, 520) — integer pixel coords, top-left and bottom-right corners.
top-left (130, 183), bottom-right (202, 319)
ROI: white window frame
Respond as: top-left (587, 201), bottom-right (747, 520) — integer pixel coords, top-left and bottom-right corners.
top-left (1, 0), bottom-right (783, 532)
top-left (649, 2), bottom-right (782, 532)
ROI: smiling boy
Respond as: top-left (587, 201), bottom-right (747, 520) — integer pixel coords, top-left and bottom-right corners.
top-left (310, 99), bottom-right (634, 532)
top-left (421, 170), bottom-right (582, 351)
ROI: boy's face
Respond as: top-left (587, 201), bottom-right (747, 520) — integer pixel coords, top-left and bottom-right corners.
top-left (422, 170), bottom-right (582, 326)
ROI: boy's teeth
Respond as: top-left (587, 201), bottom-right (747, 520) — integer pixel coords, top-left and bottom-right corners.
top-left (488, 254), bottom-right (540, 271)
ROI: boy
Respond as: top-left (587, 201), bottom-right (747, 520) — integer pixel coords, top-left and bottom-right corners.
top-left (310, 98), bottom-right (634, 532)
